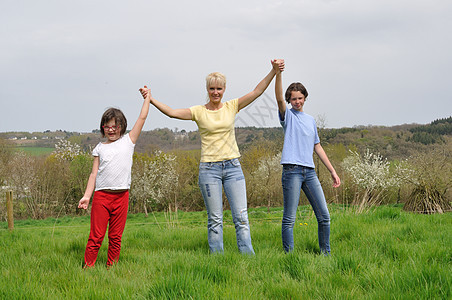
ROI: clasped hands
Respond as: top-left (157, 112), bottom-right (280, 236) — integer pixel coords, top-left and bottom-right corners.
top-left (272, 59), bottom-right (285, 73)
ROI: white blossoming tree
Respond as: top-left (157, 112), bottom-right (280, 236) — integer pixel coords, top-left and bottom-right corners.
top-left (8, 150), bottom-right (72, 219)
top-left (131, 150), bottom-right (179, 217)
top-left (8, 151), bottom-right (36, 216)
top-left (52, 139), bottom-right (82, 161)
top-left (248, 152), bottom-right (282, 210)
top-left (51, 139), bottom-right (93, 211)
top-left (342, 149), bottom-right (412, 212)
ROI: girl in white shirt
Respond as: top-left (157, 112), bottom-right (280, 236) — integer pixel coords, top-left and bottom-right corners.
top-left (78, 90), bottom-right (151, 268)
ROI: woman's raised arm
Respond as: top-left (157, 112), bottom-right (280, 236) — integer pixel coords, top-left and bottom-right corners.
top-left (139, 85), bottom-right (192, 120)
top-left (237, 59), bottom-right (284, 111)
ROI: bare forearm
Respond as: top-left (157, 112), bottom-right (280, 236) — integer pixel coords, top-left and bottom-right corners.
top-left (138, 98), bottom-right (150, 122)
top-left (315, 144), bottom-right (336, 175)
top-left (129, 98), bottom-right (151, 143)
top-left (316, 144), bottom-right (341, 187)
top-left (82, 173), bottom-right (97, 199)
top-left (78, 158), bottom-right (99, 209)
top-left (275, 73), bottom-right (286, 114)
top-left (254, 69), bottom-right (277, 96)
top-left (139, 85), bottom-right (191, 120)
top-left (150, 97), bottom-right (175, 117)
top-left (238, 68), bottom-right (276, 110)
top-left (150, 97), bottom-right (191, 120)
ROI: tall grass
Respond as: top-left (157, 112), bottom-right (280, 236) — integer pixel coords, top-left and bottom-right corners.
top-left (1, 205), bottom-right (450, 299)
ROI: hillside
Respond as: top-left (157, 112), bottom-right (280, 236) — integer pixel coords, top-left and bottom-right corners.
top-left (1, 116), bottom-right (451, 159)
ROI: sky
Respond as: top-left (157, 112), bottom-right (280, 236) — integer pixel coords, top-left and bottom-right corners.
top-left (1, 0), bottom-right (451, 133)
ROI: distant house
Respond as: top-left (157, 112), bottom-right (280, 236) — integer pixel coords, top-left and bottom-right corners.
top-left (174, 131), bottom-right (188, 141)
top-left (8, 137), bottom-right (17, 140)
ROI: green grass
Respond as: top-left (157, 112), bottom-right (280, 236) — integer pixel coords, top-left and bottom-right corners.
top-left (16, 146), bottom-right (55, 156)
top-left (1, 205), bottom-right (451, 299)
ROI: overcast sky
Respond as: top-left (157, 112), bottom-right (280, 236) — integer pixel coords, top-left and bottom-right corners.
top-left (1, 0), bottom-right (451, 133)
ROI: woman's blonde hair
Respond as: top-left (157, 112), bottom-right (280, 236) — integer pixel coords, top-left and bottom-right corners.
top-left (205, 72), bottom-right (226, 90)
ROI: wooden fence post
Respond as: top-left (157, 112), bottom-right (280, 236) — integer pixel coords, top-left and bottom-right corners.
top-left (6, 190), bottom-right (14, 231)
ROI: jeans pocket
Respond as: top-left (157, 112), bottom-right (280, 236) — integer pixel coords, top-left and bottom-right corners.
top-left (199, 162), bottom-right (211, 170)
top-left (231, 158), bottom-right (241, 167)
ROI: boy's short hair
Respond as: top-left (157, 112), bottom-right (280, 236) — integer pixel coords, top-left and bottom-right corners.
top-left (285, 82), bottom-right (309, 103)
top-left (100, 108), bottom-right (127, 137)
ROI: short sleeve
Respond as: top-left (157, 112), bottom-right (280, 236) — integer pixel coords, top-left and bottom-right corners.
top-left (92, 143), bottom-right (101, 157)
top-left (124, 133), bottom-right (134, 146)
top-left (189, 105), bottom-right (202, 122)
top-left (229, 98), bottom-right (239, 113)
top-left (279, 108), bottom-right (288, 128)
top-left (314, 121), bottom-right (320, 144)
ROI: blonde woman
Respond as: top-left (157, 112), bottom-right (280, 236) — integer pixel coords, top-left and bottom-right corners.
top-left (140, 60), bottom-right (284, 254)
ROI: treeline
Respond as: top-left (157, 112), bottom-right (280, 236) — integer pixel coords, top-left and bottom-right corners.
top-left (407, 116), bottom-right (452, 145)
top-left (4, 118), bottom-right (451, 155)
top-left (75, 121), bottom-right (452, 160)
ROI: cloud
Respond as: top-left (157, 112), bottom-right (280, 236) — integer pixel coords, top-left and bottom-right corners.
top-left (1, 0), bottom-right (451, 132)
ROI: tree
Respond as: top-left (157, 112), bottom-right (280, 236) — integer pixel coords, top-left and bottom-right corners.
top-left (130, 151), bottom-right (179, 215)
top-left (342, 149), bottom-right (412, 212)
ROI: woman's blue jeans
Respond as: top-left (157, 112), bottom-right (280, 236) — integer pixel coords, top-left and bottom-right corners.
top-left (281, 164), bottom-right (331, 255)
top-left (198, 158), bottom-right (255, 254)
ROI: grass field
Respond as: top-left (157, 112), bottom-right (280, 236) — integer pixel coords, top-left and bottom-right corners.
top-left (16, 146), bottom-right (55, 156)
top-left (1, 205), bottom-right (451, 299)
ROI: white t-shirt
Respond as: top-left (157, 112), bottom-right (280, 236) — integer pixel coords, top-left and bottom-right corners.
top-left (92, 133), bottom-right (135, 191)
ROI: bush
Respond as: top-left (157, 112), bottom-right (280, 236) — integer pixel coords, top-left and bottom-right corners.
top-left (0, 138), bottom-right (14, 187)
top-left (2, 140), bottom-right (93, 219)
top-left (4, 134), bottom-right (449, 219)
top-left (246, 152), bottom-right (282, 209)
top-left (130, 150), bottom-right (179, 215)
top-left (171, 150), bottom-right (203, 211)
top-left (403, 148), bottom-right (452, 214)
top-left (240, 140), bottom-right (283, 208)
top-left (342, 149), bottom-right (412, 212)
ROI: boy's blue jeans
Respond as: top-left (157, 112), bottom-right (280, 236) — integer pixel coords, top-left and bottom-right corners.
top-left (198, 158), bottom-right (255, 254)
top-left (281, 164), bottom-right (331, 255)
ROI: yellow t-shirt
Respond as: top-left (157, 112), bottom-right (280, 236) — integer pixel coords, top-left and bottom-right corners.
top-left (190, 98), bottom-right (241, 162)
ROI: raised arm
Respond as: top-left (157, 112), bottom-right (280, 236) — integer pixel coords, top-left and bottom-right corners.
top-left (274, 61), bottom-right (286, 119)
top-left (237, 59), bottom-right (285, 111)
top-left (314, 143), bottom-right (341, 188)
top-left (139, 86), bottom-right (191, 121)
top-left (129, 87), bottom-right (152, 144)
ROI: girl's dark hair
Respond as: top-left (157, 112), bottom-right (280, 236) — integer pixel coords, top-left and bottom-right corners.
top-left (100, 108), bottom-right (127, 137)
top-left (285, 82), bottom-right (308, 103)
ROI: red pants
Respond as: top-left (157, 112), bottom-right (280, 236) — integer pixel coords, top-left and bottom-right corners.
top-left (84, 190), bottom-right (129, 267)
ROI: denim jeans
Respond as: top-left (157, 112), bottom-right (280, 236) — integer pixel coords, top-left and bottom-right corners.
top-left (198, 158), bottom-right (255, 254)
top-left (281, 164), bottom-right (330, 255)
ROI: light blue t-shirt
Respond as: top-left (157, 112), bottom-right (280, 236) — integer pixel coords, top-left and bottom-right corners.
top-left (279, 108), bottom-right (320, 168)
